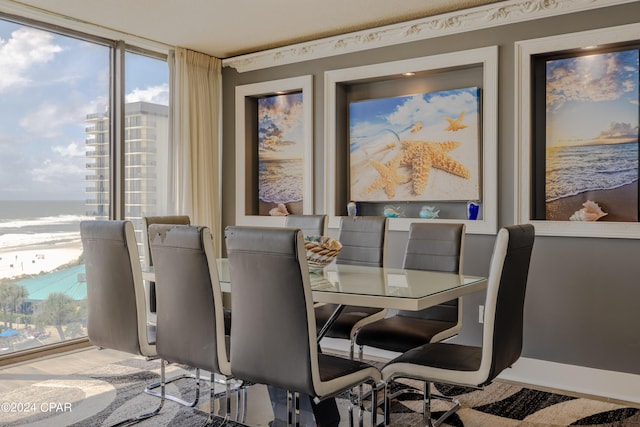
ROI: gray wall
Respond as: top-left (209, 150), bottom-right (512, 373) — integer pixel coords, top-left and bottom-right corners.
top-left (221, 2), bottom-right (640, 375)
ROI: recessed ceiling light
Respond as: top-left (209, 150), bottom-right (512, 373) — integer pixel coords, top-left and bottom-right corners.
top-left (402, 72), bottom-right (416, 76)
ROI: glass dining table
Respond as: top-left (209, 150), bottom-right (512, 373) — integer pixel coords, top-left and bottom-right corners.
top-left (213, 259), bottom-right (486, 305)
top-left (214, 258), bottom-right (487, 340)
top-left (144, 259), bottom-right (487, 312)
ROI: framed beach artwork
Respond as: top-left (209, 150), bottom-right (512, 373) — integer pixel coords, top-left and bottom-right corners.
top-left (257, 92), bottom-right (305, 216)
top-left (325, 46), bottom-right (499, 234)
top-left (516, 23), bottom-right (640, 238)
top-left (235, 76), bottom-right (313, 226)
top-left (540, 48), bottom-right (639, 223)
top-left (349, 87), bottom-right (481, 202)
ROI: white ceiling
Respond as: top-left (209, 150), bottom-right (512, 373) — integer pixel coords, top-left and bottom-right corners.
top-left (11, 0), bottom-right (503, 58)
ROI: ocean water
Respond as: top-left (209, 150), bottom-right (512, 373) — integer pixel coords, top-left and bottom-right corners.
top-left (546, 142), bottom-right (639, 202)
top-left (0, 200), bottom-right (89, 250)
top-left (258, 159), bottom-right (304, 204)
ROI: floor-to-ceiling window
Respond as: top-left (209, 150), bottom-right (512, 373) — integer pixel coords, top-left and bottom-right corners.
top-left (0, 16), bottom-right (168, 359)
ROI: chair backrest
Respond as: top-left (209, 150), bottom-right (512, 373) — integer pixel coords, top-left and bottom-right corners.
top-left (478, 224), bottom-right (535, 386)
top-left (225, 226), bottom-right (319, 397)
top-left (80, 220), bottom-right (154, 357)
top-left (284, 214), bottom-right (327, 237)
top-left (336, 216), bottom-right (388, 267)
top-left (148, 224), bottom-right (229, 375)
top-left (142, 215), bottom-right (191, 316)
top-left (398, 222), bottom-right (465, 322)
top-left (142, 215), bottom-right (191, 267)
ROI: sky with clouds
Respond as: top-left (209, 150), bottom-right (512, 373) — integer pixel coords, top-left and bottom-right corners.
top-left (258, 93), bottom-right (304, 160)
top-left (545, 49), bottom-right (639, 147)
top-left (0, 19), bottom-right (168, 200)
top-left (349, 87), bottom-right (480, 142)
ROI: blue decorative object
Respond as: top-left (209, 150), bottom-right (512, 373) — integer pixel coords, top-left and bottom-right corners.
top-left (419, 206), bottom-right (439, 219)
top-left (467, 201), bottom-right (480, 220)
top-left (383, 206), bottom-right (402, 218)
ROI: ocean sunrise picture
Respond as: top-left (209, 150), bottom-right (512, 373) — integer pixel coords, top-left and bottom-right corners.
top-left (257, 92), bottom-right (305, 216)
top-left (544, 48), bottom-right (639, 222)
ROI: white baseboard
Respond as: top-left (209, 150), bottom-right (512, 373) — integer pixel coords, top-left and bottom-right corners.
top-left (498, 357), bottom-right (640, 406)
top-left (320, 338), bottom-right (640, 406)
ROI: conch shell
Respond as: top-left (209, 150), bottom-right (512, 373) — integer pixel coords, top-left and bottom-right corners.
top-left (269, 203), bottom-right (289, 216)
top-left (569, 200), bottom-right (607, 221)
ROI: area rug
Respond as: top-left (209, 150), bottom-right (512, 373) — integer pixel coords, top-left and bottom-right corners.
top-left (1, 356), bottom-right (638, 426)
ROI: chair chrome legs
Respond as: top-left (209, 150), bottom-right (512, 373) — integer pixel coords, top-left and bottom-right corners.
top-left (286, 390), bottom-right (300, 426)
top-left (148, 360), bottom-right (247, 424)
top-left (421, 381), bottom-right (461, 427)
top-left (206, 372), bottom-right (230, 425)
top-left (145, 363), bottom-right (203, 407)
top-left (206, 375), bottom-right (247, 425)
top-left (423, 380), bottom-right (432, 426)
top-left (348, 380), bottom-right (383, 427)
top-left (349, 339), bottom-right (358, 360)
top-left (370, 380), bottom-right (379, 427)
top-left (383, 379), bottom-right (460, 427)
top-left (109, 361), bottom-right (166, 427)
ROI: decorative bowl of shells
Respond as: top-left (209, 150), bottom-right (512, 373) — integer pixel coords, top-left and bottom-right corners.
top-left (303, 235), bottom-right (342, 270)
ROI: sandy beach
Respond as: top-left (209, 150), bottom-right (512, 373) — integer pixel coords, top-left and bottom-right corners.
top-left (545, 181), bottom-right (638, 222)
top-left (0, 239), bottom-right (83, 280)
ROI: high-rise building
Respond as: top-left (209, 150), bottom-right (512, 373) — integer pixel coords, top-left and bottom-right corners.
top-left (85, 101), bottom-right (169, 246)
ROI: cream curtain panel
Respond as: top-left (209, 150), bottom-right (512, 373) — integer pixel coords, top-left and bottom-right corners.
top-left (169, 47), bottom-right (222, 255)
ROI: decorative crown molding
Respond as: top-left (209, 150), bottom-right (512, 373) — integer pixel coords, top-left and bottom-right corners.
top-left (223, 0), bottom-right (635, 72)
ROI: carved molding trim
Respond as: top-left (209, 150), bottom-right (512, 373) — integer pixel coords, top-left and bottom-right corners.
top-left (223, 0), bottom-right (635, 72)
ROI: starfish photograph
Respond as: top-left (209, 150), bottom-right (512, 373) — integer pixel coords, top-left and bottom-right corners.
top-left (444, 111), bottom-right (468, 131)
top-left (348, 86), bottom-right (480, 201)
top-left (400, 140), bottom-right (471, 195)
top-left (365, 153), bottom-right (410, 199)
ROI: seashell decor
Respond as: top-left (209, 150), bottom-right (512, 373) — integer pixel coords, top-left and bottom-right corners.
top-left (569, 200), bottom-right (608, 221)
top-left (269, 203), bottom-right (289, 216)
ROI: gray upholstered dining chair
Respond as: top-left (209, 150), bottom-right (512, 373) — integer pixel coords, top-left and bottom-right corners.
top-left (80, 219), bottom-right (164, 425)
top-left (142, 216), bottom-right (191, 267)
top-left (381, 224), bottom-right (535, 427)
top-left (284, 214), bottom-right (327, 237)
top-left (355, 223), bottom-right (465, 359)
top-left (225, 225), bottom-right (384, 426)
top-left (141, 215), bottom-right (190, 320)
top-left (143, 215), bottom-right (232, 335)
top-left (148, 224), bottom-right (246, 424)
top-left (314, 215), bottom-right (388, 358)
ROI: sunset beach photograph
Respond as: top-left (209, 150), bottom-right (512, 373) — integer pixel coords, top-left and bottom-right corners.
top-left (257, 92), bottom-right (306, 216)
top-left (543, 48), bottom-right (639, 222)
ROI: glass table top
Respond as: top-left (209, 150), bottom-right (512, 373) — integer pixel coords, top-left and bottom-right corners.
top-left (216, 258), bottom-right (486, 311)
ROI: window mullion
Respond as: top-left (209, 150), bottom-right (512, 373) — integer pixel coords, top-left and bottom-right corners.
top-left (112, 41), bottom-right (126, 219)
